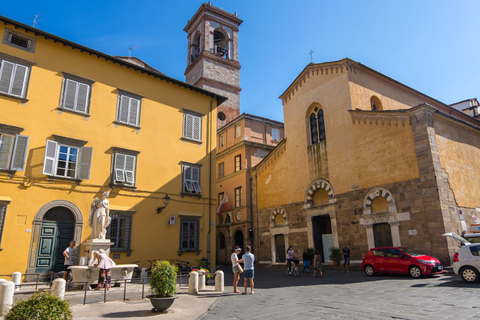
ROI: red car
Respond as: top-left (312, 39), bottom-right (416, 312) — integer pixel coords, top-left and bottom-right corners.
top-left (362, 247), bottom-right (443, 278)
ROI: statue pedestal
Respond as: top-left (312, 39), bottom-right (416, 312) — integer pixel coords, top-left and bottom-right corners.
top-left (82, 239), bottom-right (114, 266)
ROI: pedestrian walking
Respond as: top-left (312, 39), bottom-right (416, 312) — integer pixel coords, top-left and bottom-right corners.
top-left (93, 250), bottom-right (116, 290)
top-left (242, 246), bottom-right (255, 295)
top-left (313, 250), bottom-right (324, 277)
top-left (342, 244), bottom-right (351, 273)
top-left (302, 249), bottom-right (310, 273)
top-left (62, 240), bottom-right (75, 281)
top-left (286, 246), bottom-right (297, 274)
top-left (231, 246), bottom-right (243, 293)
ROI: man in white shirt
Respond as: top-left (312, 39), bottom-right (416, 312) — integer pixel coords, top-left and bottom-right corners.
top-left (242, 246), bottom-right (255, 294)
top-left (62, 240), bottom-right (75, 281)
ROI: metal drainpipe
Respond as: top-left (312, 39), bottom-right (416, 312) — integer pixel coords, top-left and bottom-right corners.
top-left (207, 95), bottom-right (216, 269)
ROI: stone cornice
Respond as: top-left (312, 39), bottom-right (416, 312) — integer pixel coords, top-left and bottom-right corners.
top-left (280, 59), bottom-right (354, 104)
top-left (349, 110), bottom-right (411, 127)
top-left (184, 50), bottom-right (241, 76)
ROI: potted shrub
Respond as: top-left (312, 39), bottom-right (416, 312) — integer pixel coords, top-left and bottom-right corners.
top-left (329, 246), bottom-right (342, 266)
top-left (147, 260), bottom-right (178, 313)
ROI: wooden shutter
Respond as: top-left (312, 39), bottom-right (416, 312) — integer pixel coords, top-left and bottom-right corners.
top-left (124, 155), bottom-right (136, 184)
top-left (127, 98), bottom-right (139, 126)
top-left (0, 61), bottom-right (14, 95)
top-left (10, 135), bottom-right (29, 171)
top-left (192, 167), bottom-right (201, 192)
top-left (78, 147), bottom-right (93, 180)
top-left (63, 79), bottom-right (77, 109)
top-left (76, 83), bottom-right (89, 113)
top-left (118, 96), bottom-right (129, 123)
top-left (42, 139), bottom-right (58, 175)
top-left (192, 115), bottom-right (201, 141)
top-left (184, 166), bottom-right (193, 191)
top-left (10, 64), bottom-right (28, 98)
top-left (114, 153), bottom-right (126, 182)
top-left (184, 114), bottom-right (193, 139)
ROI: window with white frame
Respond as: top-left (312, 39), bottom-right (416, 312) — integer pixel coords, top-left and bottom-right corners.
top-left (112, 151), bottom-right (137, 187)
top-left (60, 74), bottom-right (93, 114)
top-left (235, 187), bottom-right (242, 208)
top-left (235, 124), bottom-right (241, 139)
top-left (219, 134), bottom-right (225, 147)
top-left (0, 132), bottom-right (29, 171)
top-left (218, 162), bottom-right (224, 179)
top-left (182, 163), bottom-right (201, 195)
top-left (179, 217), bottom-right (200, 252)
top-left (234, 155), bottom-right (241, 172)
top-left (116, 92), bottom-right (142, 127)
top-left (42, 139), bottom-right (92, 180)
top-left (107, 211), bottom-right (133, 251)
top-left (183, 110), bottom-right (202, 142)
top-left (0, 57), bottom-right (30, 99)
top-left (272, 128), bottom-right (280, 141)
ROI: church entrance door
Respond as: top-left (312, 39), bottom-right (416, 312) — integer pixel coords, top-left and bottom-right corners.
top-left (35, 207), bottom-right (75, 273)
top-left (275, 234), bottom-right (286, 262)
top-left (312, 215), bottom-right (332, 262)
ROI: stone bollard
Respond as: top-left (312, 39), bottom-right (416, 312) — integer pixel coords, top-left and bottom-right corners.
top-left (141, 268), bottom-right (149, 284)
top-left (11, 272), bottom-right (21, 292)
top-left (198, 270), bottom-right (205, 290)
top-left (215, 270), bottom-right (224, 293)
top-left (51, 278), bottom-right (66, 300)
top-left (188, 271), bottom-right (198, 295)
top-left (0, 281), bottom-right (15, 316)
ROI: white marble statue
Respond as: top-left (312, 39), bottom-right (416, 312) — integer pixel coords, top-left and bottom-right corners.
top-left (89, 191), bottom-right (111, 240)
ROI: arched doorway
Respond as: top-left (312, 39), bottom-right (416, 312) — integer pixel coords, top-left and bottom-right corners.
top-left (36, 207), bottom-right (75, 273)
top-left (234, 230), bottom-right (244, 259)
top-left (26, 200), bottom-right (83, 278)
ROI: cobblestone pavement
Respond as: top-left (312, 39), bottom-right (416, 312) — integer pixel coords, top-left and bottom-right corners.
top-left (201, 268), bottom-right (480, 320)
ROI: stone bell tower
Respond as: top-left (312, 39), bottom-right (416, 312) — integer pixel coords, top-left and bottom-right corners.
top-left (184, 3), bottom-right (242, 129)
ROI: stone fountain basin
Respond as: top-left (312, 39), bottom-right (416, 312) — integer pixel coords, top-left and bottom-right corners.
top-left (68, 264), bottom-right (138, 289)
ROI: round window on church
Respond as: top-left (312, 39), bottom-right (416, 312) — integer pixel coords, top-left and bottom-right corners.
top-left (218, 112), bottom-right (226, 121)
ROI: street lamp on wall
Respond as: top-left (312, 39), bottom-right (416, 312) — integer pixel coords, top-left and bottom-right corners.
top-left (156, 195), bottom-right (171, 214)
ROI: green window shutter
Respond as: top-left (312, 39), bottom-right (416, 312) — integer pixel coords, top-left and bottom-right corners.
top-left (0, 61), bottom-right (14, 95)
top-left (42, 139), bottom-right (58, 175)
top-left (192, 167), bottom-right (201, 192)
top-left (78, 146), bottom-right (93, 180)
top-left (10, 135), bottom-right (29, 171)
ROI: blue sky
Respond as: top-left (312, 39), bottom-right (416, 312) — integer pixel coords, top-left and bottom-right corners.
top-left (1, 1), bottom-right (479, 122)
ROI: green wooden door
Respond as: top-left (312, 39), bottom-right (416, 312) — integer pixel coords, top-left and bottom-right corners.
top-left (35, 221), bottom-right (74, 273)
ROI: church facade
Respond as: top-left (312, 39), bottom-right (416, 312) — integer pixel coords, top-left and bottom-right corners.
top-left (251, 59), bottom-right (480, 266)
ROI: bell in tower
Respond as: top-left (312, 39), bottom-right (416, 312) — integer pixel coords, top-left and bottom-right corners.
top-left (184, 3), bottom-right (242, 129)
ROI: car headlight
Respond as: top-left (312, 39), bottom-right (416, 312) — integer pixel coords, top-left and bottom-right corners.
top-left (418, 259), bottom-right (434, 265)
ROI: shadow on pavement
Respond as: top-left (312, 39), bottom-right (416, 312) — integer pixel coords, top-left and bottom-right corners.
top-left (219, 267), bottom-right (468, 290)
top-left (102, 310), bottom-right (157, 318)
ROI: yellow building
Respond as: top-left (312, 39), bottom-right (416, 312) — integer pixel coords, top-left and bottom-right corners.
top-left (0, 15), bottom-right (225, 276)
top-left (252, 58), bottom-right (480, 265)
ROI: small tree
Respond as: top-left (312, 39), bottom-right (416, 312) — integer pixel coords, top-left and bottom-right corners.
top-left (6, 291), bottom-right (72, 320)
top-left (329, 246), bottom-right (342, 262)
top-left (149, 260), bottom-right (177, 297)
